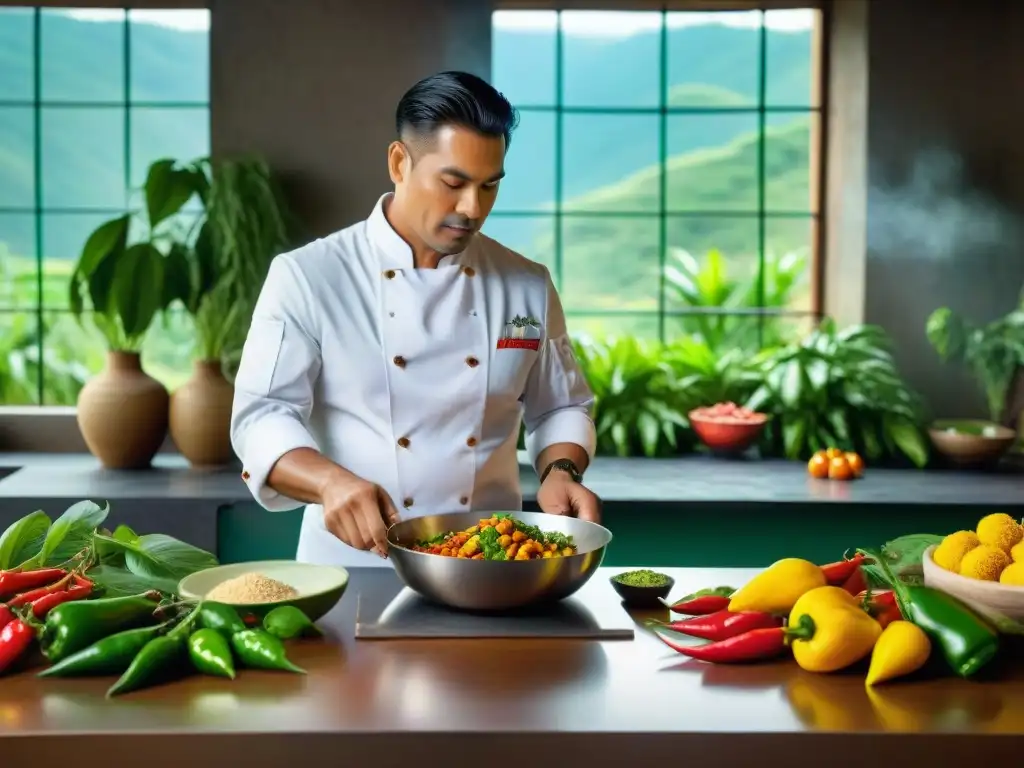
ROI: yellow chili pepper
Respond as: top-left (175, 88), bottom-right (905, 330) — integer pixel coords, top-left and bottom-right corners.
top-left (865, 620), bottom-right (931, 686)
top-left (728, 558), bottom-right (827, 615)
top-left (786, 586), bottom-right (882, 673)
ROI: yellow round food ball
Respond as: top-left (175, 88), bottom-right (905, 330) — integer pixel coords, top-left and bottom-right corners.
top-left (1011, 540), bottom-right (1024, 563)
top-left (999, 562), bottom-right (1024, 587)
top-left (976, 513), bottom-right (1024, 555)
top-left (959, 545), bottom-right (1011, 581)
top-left (932, 530), bottom-right (980, 572)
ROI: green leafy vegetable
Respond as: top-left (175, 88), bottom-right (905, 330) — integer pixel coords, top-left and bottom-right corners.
top-left (29, 500), bottom-right (110, 568)
top-left (0, 509), bottom-right (51, 570)
top-left (477, 526), bottom-right (507, 561)
top-left (861, 533), bottom-right (944, 587)
top-left (93, 531), bottom-right (218, 583)
top-left (85, 564), bottom-right (179, 597)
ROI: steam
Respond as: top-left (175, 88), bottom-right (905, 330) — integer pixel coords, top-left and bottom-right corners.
top-left (867, 147), bottom-right (1023, 261)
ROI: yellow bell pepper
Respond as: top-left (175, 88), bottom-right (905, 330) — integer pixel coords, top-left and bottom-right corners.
top-left (865, 620), bottom-right (931, 686)
top-left (786, 586), bottom-right (882, 673)
top-left (728, 558), bottom-right (827, 615)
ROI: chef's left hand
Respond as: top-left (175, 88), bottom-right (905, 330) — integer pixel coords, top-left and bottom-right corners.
top-left (537, 471), bottom-right (602, 524)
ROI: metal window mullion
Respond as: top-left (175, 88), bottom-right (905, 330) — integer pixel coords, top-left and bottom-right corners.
top-left (124, 8), bottom-right (132, 212)
top-left (32, 8), bottom-right (43, 405)
top-left (553, 11), bottom-right (564, 294)
top-left (656, 10), bottom-right (668, 344)
top-left (756, 12), bottom-right (768, 350)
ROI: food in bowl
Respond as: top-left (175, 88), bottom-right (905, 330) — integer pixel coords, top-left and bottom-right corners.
top-left (205, 572), bottom-right (299, 604)
top-left (411, 513), bottom-right (577, 561)
top-left (690, 401), bottom-right (764, 423)
top-left (931, 513), bottom-right (1024, 585)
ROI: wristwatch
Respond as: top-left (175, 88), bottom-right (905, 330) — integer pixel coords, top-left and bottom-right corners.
top-left (540, 458), bottom-right (583, 485)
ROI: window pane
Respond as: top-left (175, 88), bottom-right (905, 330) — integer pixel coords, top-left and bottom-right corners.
top-left (567, 313), bottom-right (659, 343)
top-left (481, 214), bottom-right (556, 274)
top-left (666, 11), bottom-right (760, 108)
top-left (765, 112), bottom-right (816, 213)
top-left (42, 107), bottom-right (126, 209)
top-left (0, 107), bottom-right (35, 207)
top-left (43, 212), bottom-right (123, 308)
top-left (667, 112), bottom-right (759, 213)
top-left (665, 215), bottom-right (759, 292)
top-left (560, 216), bottom-right (659, 312)
top-left (492, 10), bottom-right (556, 108)
top-left (562, 113), bottom-right (659, 213)
top-left (0, 213), bottom-right (37, 308)
top-left (0, 311), bottom-right (42, 405)
top-left (562, 11), bottom-right (662, 108)
top-left (0, 8), bottom-right (34, 101)
top-left (765, 214), bottom-right (815, 314)
top-left (129, 107), bottom-right (209, 209)
top-left (42, 311), bottom-right (104, 405)
top-left (493, 110), bottom-right (555, 214)
top-left (765, 9), bottom-right (818, 108)
top-left (129, 10), bottom-right (210, 103)
top-left (40, 9), bottom-right (124, 103)
top-left (142, 310), bottom-right (195, 393)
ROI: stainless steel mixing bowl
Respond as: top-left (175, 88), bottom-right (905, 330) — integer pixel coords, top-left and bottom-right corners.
top-left (386, 511), bottom-right (613, 611)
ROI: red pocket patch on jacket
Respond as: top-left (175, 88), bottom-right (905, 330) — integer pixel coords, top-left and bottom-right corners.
top-left (498, 315), bottom-right (542, 351)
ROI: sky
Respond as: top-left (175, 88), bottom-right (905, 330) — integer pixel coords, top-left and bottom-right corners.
top-left (60, 7), bottom-right (816, 36)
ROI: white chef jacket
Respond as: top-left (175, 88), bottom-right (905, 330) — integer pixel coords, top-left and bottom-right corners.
top-left (230, 193), bottom-right (597, 567)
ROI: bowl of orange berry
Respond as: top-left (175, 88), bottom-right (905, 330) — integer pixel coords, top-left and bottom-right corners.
top-left (807, 446), bottom-right (865, 481)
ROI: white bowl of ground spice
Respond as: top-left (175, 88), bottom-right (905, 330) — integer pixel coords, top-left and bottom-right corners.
top-left (178, 560), bottom-right (349, 622)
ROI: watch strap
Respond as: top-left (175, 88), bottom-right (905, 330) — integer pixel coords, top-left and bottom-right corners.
top-left (540, 458), bottom-right (582, 485)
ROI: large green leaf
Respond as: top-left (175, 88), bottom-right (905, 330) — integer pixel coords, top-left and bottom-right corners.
top-left (112, 243), bottom-right (165, 338)
top-left (93, 532), bottom-right (218, 584)
top-left (77, 214), bottom-right (130, 278)
top-left (145, 158), bottom-right (198, 229)
top-left (32, 500), bottom-right (109, 567)
top-left (86, 564), bottom-right (179, 597)
top-left (162, 242), bottom-right (195, 312)
top-left (884, 414), bottom-right (930, 468)
top-left (0, 510), bottom-right (51, 570)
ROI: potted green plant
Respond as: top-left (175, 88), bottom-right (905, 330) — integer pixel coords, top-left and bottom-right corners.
top-left (68, 164), bottom-right (181, 469)
top-left (158, 155), bottom-right (296, 466)
top-left (925, 301), bottom-right (1024, 464)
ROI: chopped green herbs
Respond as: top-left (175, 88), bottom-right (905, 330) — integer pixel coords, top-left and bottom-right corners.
top-left (613, 570), bottom-right (671, 588)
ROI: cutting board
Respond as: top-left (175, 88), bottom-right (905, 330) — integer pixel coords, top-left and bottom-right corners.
top-left (354, 571), bottom-right (635, 640)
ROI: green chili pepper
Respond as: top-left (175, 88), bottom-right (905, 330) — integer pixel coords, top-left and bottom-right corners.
top-left (37, 622), bottom-right (171, 678)
top-left (198, 601), bottom-right (247, 637)
top-left (106, 613), bottom-right (195, 698)
top-left (857, 547), bottom-right (1000, 677)
top-left (231, 629), bottom-right (305, 674)
top-left (188, 628), bottom-right (236, 679)
top-left (263, 605), bottom-right (322, 640)
top-left (42, 591), bottom-right (162, 664)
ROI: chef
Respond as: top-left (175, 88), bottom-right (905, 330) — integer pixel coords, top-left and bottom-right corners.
top-left (230, 70), bottom-right (600, 568)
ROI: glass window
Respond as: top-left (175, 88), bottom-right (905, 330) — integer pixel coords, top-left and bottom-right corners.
top-left (490, 8), bottom-right (822, 347)
top-left (0, 7), bottom-right (210, 405)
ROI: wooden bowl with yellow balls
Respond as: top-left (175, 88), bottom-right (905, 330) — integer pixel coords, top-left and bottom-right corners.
top-left (922, 513), bottom-right (1024, 623)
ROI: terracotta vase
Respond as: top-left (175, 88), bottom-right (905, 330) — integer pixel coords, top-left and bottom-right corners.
top-left (169, 359), bottom-right (236, 467)
top-left (76, 351), bottom-right (170, 469)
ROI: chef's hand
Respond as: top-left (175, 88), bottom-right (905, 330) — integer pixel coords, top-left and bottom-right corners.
top-left (537, 471), bottom-right (602, 524)
top-left (320, 475), bottom-right (403, 558)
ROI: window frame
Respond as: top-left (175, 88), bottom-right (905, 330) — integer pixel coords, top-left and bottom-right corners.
top-left (488, 2), bottom-right (828, 345)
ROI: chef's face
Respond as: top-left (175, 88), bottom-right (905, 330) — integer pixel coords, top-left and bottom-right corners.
top-left (389, 124), bottom-right (506, 255)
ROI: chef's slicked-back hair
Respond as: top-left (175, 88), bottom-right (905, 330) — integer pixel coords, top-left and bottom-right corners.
top-left (396, 71), bottom-right (520, 151)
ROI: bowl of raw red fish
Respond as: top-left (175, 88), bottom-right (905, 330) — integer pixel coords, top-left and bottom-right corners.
top-left (689, 401), bottom-right (769, 454)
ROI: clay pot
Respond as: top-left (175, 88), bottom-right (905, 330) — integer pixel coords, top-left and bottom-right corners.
top-left (169, 359), bottom-right (236, 467)
top-left (77, 351), bottom-right (170, 469)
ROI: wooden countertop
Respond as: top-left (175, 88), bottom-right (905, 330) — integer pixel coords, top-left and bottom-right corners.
top-left (3, 567), bottom-right (1023, 768)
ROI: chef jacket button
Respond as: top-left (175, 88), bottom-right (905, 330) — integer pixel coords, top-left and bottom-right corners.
top-left (459, 496), bottom-right (469, 505)
top-left (241, 470), bottom-right (251, 481)
top-left (466, 436), bottom-right (478, 447)
top-left (463, 266), bottom-right (475, 277)
top-left (393, 355), bottom-right (407, 368)
top-left (403, 497), bottom-right (414, 508)
top-left (384, 269), bottom-right (396, 279)
top-left (465, 356), bottom-right (479, 368)
top-left (397, 436), bottom-right (410, 448)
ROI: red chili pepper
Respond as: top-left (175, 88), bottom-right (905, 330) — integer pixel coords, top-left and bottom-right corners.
top-left (820, 553), bottom-right (869, 585)
top-left (648, 610), bottom-right (782, 641)
top-left (0, 567), bottom-right (67, 599)
top-left (30, 583), bottom-right (93, 619)
top-left (654, 626), bottom-right (788, 664)
top-left (855, 589), bottom-right (901, 627)
top-left (841, 566), bottom-right (868, 595)
top-left (7, 571), bottom-right (74, 607)
top-left (0, 618), bottom-right (35, 675)
top-left (72, 573), bottom-right (93, 588)
top-left (0, 604), bottom-right (13, 631)
top-left (663, 586), bottom-right (735, 615)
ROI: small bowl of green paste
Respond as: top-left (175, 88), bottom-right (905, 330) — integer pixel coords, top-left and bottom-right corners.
top-left (610, 569), bottom-right (675, 609)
